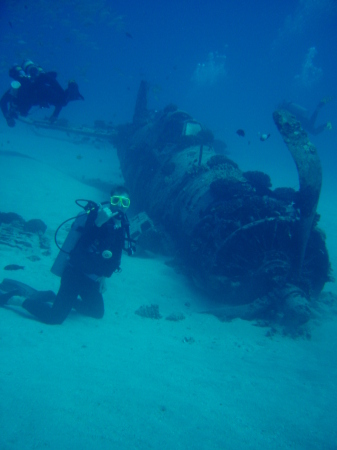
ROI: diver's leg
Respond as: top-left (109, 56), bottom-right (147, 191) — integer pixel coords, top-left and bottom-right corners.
top-left (74, 277), bottom-right (104, 319)
top-left (310, 124), bottom-right (328, 135)
top-left (28, 290), bottom-right (56, 302)
top-left (22, 267), bottom-right (78, 324)
top-left (308, 101), bottom-right (325, 130)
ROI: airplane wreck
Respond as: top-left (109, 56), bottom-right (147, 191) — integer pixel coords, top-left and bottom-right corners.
top-left (111, 81), bottom-right (332, 333)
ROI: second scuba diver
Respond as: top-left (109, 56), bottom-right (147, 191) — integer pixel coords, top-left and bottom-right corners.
top-left (0, 59), bottom-right (84, 127)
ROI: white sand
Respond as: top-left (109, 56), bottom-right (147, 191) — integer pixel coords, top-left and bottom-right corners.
top-left (1, 124), bottom-right (337, 449)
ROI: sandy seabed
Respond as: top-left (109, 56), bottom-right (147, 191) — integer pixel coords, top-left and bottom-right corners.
top-left (1, 124), bottom-right (337, 450)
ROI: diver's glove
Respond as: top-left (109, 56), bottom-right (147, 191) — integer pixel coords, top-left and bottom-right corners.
top-left (97, 277), bottom-right (107, 294)
top-left (127, 245), bottom-right (136, 256)
top-left (95, 205), bottom-right (114, 227)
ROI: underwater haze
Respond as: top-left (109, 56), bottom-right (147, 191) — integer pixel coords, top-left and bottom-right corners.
top-left (0, 0), bottom-right (336, 182)
top-left (1, 1), bottom-right (337, 449)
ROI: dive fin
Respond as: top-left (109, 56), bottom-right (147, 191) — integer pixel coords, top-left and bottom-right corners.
top-left (0, 279), bottom-right (38, 298)
top-left (0, 290), bottom-right (20, 306)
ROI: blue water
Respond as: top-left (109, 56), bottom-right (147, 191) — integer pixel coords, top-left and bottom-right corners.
top-left (1, 1), bottom-right (337, 448)
top-left (1, 1), bottom-right (336, 127)
top-left (1, 0), bottom-right (336, 183)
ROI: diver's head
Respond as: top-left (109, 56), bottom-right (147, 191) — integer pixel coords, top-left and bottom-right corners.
top-left (110, 186), bottom-right (130, 213)
top-left (22, 59), bottom-right (34, 71)
top-left (22, 59), bottom-right (43, 79)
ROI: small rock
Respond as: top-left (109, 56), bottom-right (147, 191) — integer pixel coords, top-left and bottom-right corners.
top-left (166, 313), bottom-right (185, 322)
top-left (27, 255), bottom-right (41, 262)
top-left (135, 304), bottom-right (162, 319)
top-left (24, 219), bottom-right (47, 235)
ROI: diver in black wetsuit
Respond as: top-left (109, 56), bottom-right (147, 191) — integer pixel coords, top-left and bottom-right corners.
top-left (0, 59), bottom-right (84, 127)
top-left (0, 186), bottom-right (134, 325)
top-left (279, 98), bottom-right (332, 135)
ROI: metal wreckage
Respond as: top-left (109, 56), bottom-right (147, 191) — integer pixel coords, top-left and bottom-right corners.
top-left (111, 81), bottom-right (332, 334)
top-left (23, 81), bottom-right (333, 333)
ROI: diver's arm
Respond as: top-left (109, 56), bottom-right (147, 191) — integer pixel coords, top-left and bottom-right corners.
top-left (95, 206), bottom-right (114, 227)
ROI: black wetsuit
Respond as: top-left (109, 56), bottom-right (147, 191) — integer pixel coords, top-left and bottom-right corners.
top-left (22, 210), bottom-right (125, 325)
top-left (0, 72), bottom-right (80, 125)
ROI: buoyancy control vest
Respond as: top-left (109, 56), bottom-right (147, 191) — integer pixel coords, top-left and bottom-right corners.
top-left (51, 200), bottom-right (135, 278)
top-left (69, 209), bottom-right (124, 277)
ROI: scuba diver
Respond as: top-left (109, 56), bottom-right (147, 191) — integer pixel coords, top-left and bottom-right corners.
top-left (0, 59), bottom-right (84, 127)
top-left (279, 98), bottom-right (332, 136)
top-left (0, 186), bottom-right (135, 325)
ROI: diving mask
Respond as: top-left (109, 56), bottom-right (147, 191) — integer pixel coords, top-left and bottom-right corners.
top-left (110, 195), bottom-right (130, 208)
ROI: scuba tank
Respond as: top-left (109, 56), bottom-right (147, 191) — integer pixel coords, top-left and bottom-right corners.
top-left (51, 200), bottom-right (97, 277)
